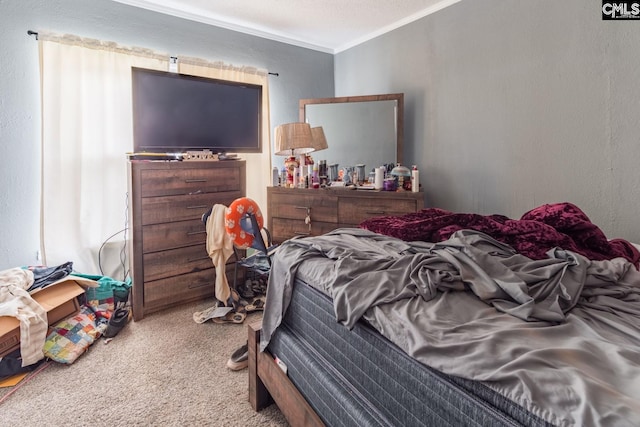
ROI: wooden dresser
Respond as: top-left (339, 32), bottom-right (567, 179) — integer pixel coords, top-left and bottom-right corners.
top-left (128, 160), bottom-right (246, 320)
top-left (267, 186), bottom-right (424, 243)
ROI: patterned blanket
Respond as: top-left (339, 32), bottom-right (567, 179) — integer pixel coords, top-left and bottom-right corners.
top-left (360, 202), bottom-right (640, 268)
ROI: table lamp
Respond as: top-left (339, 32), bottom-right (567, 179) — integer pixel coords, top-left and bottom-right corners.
top-left (310, 126), bottom-right (328, 153)
top-left (304, 126), bottom-right (328, 166)
top-left (274, 123), bottom-right (314, 187)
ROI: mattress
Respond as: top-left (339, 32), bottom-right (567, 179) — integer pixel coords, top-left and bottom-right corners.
top-left (267, 277), bottom-right (551, 427)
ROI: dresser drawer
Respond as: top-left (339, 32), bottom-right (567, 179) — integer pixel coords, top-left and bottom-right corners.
top-left (143, 264), bottom-right (236, 312)
top-left (143, 269), bottom-right (214, 311)
top-left (143, 243), bottom-right (212, 282)
top-left (142, 219), bottom-right (207, 253)
top-left (271, 218), bottom-right (336, 242)
top-left (270, 192), bottom-right (338, 223)
top-left (266, 187), bottom-right (423, 249)
top-left (140, 166), bottom-right (242, 197)
top-left (141, 191), bottom-right (242, 225)
top-left (338, 196), bottom-right (419, 226)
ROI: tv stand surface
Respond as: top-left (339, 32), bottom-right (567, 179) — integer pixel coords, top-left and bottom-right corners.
top-left (127, 152), bottom-right (182, 161)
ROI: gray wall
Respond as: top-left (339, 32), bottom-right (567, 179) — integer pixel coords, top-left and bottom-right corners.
top-left (335, 0), bottom-right (640, 243)
top-left (0, 0), bottom-right (333, 270)
top-left (3, 0), bottom-right (638, 270)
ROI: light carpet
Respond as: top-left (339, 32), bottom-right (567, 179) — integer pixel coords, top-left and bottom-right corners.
top-left (0, 298), bottom-right (288, 427)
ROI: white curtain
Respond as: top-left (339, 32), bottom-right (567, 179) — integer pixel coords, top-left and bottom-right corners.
top-left (39, 33), bottom-right (271, 277)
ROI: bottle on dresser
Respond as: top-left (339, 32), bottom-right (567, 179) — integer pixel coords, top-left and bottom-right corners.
top-left (411, 165), bottom-right (419, 193)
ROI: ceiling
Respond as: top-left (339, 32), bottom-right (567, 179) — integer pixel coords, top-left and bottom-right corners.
top-left (113, 0), bottom-right (461, 53)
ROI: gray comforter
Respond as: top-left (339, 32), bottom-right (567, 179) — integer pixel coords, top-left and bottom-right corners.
top-left (261, 228), bottom-right (640, 427)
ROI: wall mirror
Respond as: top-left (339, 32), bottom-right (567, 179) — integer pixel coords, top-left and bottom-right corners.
top-left (299, 93), bottom-right (403, 173)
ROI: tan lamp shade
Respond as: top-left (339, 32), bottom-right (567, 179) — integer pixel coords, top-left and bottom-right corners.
top-left (310, 127), bottom-right (328, 152)
top-left (274, 123), bottom-right (315, 156)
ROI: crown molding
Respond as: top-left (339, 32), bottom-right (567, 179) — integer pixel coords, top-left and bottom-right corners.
top-left (113, 0), bottom-right (461, 54)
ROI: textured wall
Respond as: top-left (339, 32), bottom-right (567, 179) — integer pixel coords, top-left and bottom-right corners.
top-left (335, 0), bottom-right (640, 242)
top-left (3, 0), bottom-right (637, 270)
top-left (0, 0), bottom-right (333, 270)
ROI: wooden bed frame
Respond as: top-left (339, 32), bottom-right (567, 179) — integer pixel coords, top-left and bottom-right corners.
top-left (248, 320), bottom-right (324, 427)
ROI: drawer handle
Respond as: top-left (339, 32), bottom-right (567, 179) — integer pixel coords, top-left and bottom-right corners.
top-left (187, 230), bottom-right (207, 236)
top-left (185, 179), bottom-right (207, 183)
top-left (365, 210), bottom-right (386, 215)
top-left (294, 206), bottom-right (310, 210)
top-left (187, 255), bottom-right (210, 262)
top-left (186, 205), bottom-right (208, 210)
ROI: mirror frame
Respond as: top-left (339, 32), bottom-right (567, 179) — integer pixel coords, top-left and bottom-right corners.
top-left (299, 93), bottom-right (404, 166)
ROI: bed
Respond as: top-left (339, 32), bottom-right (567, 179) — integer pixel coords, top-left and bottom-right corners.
top-left (248, 203), bottom-right (640, 427)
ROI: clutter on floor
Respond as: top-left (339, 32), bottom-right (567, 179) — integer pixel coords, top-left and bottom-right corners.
top-left (0, 262), bottom-right (132, 386)
top-left (43, 305), bottom-right (103, 364)
top-left (0, 267), bottom-right (95, 365)
top-left (0, 349), bottom-right (48, 386)
top-left (103, 306), bottom-right (130, 339)
top-left (192, 277), bottom-right (267, 325)
top-left (191, 276), bottom-right (266, 372)
top-left (199, 198), bottom-right (278, 370)
top-left (198, 198), bottom-right (275, 325)
top-left (226, 342), bottom-right (248, 371)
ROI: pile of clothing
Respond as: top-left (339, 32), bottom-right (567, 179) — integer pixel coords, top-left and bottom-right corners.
top-left (0, 262), bottom-right (132, 379)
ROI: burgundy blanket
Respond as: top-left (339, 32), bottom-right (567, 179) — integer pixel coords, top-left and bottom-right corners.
top-left (360, 202), bottom-right (640, 268)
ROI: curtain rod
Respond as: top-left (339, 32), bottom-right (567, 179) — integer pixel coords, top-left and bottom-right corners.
top-left (26, 30), bottom-right (279, 76)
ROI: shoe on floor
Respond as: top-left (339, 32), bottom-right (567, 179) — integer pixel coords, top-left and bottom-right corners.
top-left (103, 307), bottom-right (130, 338)
top-left (226, 342), bottom-right (248, 371)
top-left (245, 296), bottom-right (265, 312)
top-left (212, 310), bottom-right (246, 324)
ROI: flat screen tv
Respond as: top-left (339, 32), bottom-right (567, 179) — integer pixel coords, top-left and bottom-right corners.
top-left (131, 67), bottom-right (262, 154)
